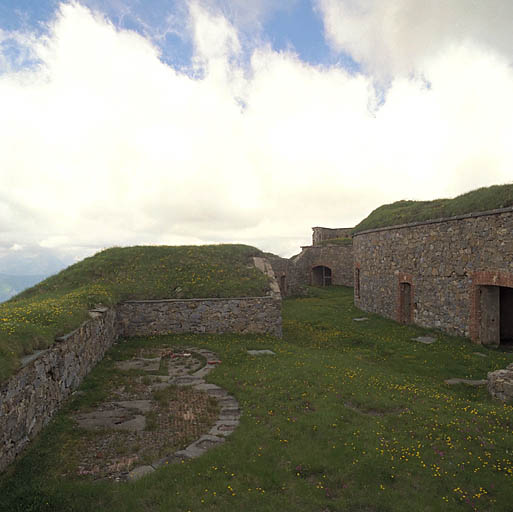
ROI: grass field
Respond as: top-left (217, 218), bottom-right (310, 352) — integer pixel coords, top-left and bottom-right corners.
top-left (1, 286), bottom-right (512, 512)
top-left (0, 245), bottom-right (269, 382)
top-left (354, 183), bottom-right (513, 233)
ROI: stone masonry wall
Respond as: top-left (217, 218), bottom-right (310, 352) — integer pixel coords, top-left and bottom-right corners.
top-left (292, 244), bottom-right (354, 288)
top-left (312, 227), bottom-right (353, 246)
top-left (117, 297), bottom-right (282, 338)
top-left (353, 208), bottom-right (513, 339)
top-left (0, 308), bottom-right (118, 473)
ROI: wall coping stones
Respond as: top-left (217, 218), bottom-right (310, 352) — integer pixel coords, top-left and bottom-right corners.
top-left (353, 205), bottom-right (513, 237)
top-left (121, 296), bottom-right (275, 303)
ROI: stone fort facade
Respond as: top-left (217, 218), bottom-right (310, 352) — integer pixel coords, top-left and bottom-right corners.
top-left (353, 207), bottom-right (513, 347)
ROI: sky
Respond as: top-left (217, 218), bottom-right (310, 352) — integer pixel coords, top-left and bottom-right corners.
top-left (1, 0), bottom-right (512, 274)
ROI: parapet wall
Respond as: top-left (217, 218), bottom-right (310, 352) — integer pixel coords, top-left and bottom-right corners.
top-left (117, 297), bottom-right (282, 338)
top-left (0, 291), bottom-right (282, 472)
top-left (312, 227), bottom-right (352, 246)
top-left (353, 207), bottom-right (513, 338)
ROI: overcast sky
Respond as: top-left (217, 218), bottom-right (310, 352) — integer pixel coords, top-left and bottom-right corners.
top-left (1, 0), bottom-right (512, 272)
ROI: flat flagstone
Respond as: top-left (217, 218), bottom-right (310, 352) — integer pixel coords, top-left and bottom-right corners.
top-left (247, 349), bottom-right (276, 356)
top-left (74, 407), bottom-right (146, 431)
top-left (353, 317), bottom-right (368, 322)
top-left (411, 336), bottom-right (436, 344)
top-left (115, 357), bottom-right (161, 372)
top-left (444, 378), bottom-right (488, 386)
top-left (127, 465), bottom-right (154, 481)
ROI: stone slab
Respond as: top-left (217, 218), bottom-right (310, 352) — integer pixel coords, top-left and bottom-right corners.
top-left (411, 336), bottom-right (436, 344)
top-left (128, 465), bottom-right (155, 480)
top-left (444, 378), bottom-right (488, 386)
top-left (247, 349), bottom-right (276, 356)
top-left (115, 358), bottom-right (161, 372)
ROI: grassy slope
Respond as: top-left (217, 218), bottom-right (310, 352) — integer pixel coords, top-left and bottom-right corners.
top-left (0, 245), bottom-right (269, 382)
top-left (1, 287), bottom-right (512, 511)
top-left (354, 183), bottom-right (513, 233)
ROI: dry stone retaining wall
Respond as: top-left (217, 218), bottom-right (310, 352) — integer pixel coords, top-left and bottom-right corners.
top-left (117, 297), bottom-right (282, 338)
top-left (0, 308), bottom-right (118, 473)
top-left (353, 207), bottom-right (513, 340)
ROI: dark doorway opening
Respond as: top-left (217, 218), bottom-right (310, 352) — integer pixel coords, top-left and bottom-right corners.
top-left (280, 275), bottom-right (287, 295)
top-left (312, 266), bottom-right (332, 287)
top-left (500, 287), bottom-right (513, 347)
top-left (399, 282), bottom-right (412, 324)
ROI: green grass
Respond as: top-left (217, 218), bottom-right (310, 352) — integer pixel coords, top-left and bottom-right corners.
top-left (2, 287), bottom-right (512, 511)
top-left (0, 245), bottom-right (270, 382)
top-left (354, 183), bottom-right (513, 233)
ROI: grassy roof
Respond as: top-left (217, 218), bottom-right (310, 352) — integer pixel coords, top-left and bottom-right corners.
top-left (353, 183), bottom-right (513, 233)
top-left (0, 244), bottom-right (270, 382)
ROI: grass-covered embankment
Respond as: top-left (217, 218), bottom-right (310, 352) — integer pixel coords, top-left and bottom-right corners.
top-left (0, 245), bottom-right (269, 382)
top-left (354, 183), bottom-right (513, 233)
top-left (1, 287), bottom-right (512, 511)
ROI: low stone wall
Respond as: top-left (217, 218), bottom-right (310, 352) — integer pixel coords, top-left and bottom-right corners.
top-left (0, 308), bottom-right (118, 473)
top-left (117, 297), bottom-right (282, 338)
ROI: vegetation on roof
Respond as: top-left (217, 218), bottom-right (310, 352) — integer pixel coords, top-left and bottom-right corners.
top-left (0, 244), bottom-right (269, 382)
top-left (353, 183), bottom-right (513, 233)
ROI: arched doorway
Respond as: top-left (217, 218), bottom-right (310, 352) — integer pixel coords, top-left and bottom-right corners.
top-left (311, 266), bottom-right (332, 287)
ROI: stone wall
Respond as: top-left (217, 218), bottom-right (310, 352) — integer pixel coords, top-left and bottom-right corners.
top-left (312, 227), bottom-right (353, 246)
top-left (353, 207), bottom-right (513, 341)
top-left (292, 244), bottom-right (354, 288)
top-left (117, 296), bottom-right (282, 338)
top-left (0, 308), bottom-right (118, 473)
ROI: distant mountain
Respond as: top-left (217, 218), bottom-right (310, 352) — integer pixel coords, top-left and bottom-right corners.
top-left (0, 248), bottom-right (65, 276)
top-left (0, 273), bottom-right (48, 302)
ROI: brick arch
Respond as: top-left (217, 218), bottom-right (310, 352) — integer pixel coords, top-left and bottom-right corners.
top-left (470, 270), bottom-right (513, 343)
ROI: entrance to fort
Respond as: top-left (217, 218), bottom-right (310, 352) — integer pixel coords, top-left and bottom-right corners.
top-left (478, 286), bottom-right (513, 347)
top-left (311, 266), bottom-right (332, 287)
top-left (399, 282), bottom-right (412, 324)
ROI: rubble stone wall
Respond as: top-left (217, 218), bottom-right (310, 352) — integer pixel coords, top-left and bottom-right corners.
top-left (117, 297), bottom-right (282, 338)
top-left (292, 245), bottom-right (354, 288)
top-left (0, 308), bottom-right (118, 473)
top-left (353, 207), bottom-right (513, 339)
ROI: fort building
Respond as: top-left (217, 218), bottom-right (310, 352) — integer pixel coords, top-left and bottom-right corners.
top-left (353, 206), bottom-right (513, 347)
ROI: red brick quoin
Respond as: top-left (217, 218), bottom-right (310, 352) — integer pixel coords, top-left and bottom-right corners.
top-left (470, 270), bottom-right (513, 343)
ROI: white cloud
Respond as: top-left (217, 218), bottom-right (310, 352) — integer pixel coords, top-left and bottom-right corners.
top-left (0, 1), bottom-right (512, 268)
top-left (316, 0), bottom-right (513, 79)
